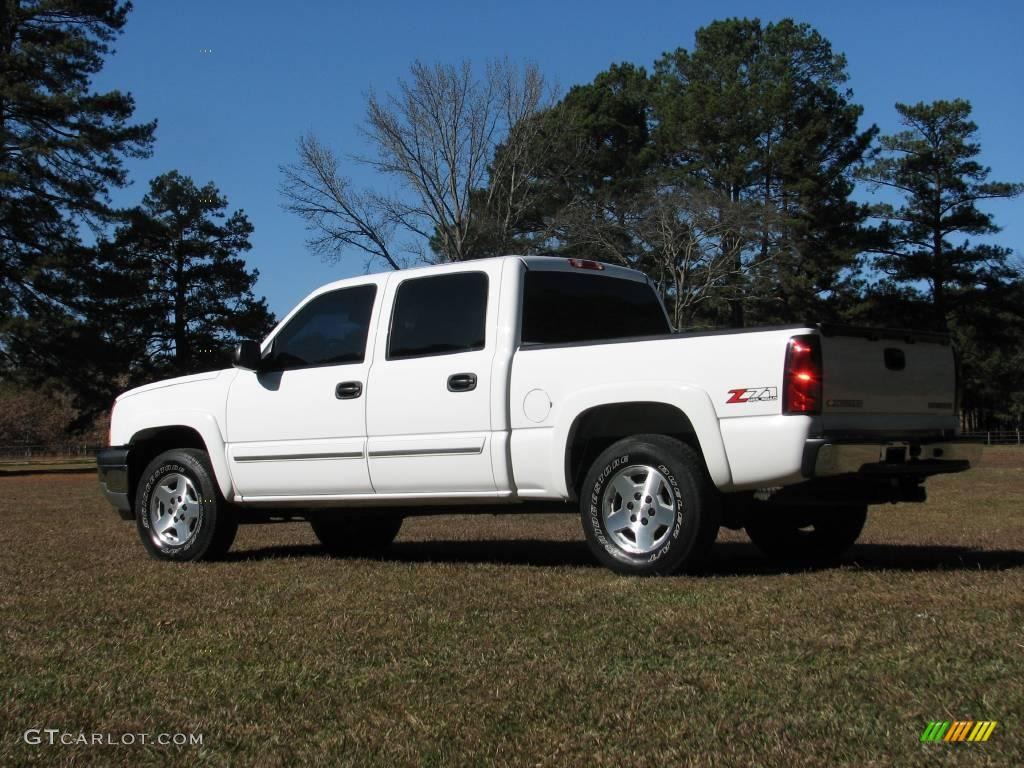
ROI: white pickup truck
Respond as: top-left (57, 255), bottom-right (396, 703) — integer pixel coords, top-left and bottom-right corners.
top-left (97, 256), bottom-right (980, 574)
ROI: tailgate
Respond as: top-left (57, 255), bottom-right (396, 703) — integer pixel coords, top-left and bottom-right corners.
top-left (818, 325), bottom-right (957, 432)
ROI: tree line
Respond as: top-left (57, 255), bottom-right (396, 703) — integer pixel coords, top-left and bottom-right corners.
top-left (1, 4), bottom-right (1020, 444)
top-left (285, 19), bottom-right (1022, 429)
top-left (0, 1), bottom-right (273, 442)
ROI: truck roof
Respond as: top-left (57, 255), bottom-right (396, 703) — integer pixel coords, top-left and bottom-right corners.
top-left (307, 255), bottom-right (650, 298)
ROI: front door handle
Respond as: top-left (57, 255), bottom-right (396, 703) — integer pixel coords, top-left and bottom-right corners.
top-left (336, 381), bottom-right (363, 399)
top-left (447, 373), bottom-right (477, 392)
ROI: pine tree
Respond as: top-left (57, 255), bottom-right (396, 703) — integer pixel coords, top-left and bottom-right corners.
top-left (0, 0), bottom-right (155, 355)
top-left (652, 18), bottom-right (875, 326)
top-left (859, 99), bottom-right (1023, 331)
top-left (93, 171), bottom-right (275, 380)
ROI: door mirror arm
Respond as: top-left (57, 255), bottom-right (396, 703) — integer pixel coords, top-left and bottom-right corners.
top-left (232, 340), bottom-right (264, 371)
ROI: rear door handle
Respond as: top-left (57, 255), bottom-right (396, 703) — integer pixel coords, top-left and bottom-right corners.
top-left (884, 348), bottom-right (906, 371)
top-left (447, 373), bottom-right (477, 392)
top-left (335, 381), bottom-right (363, 399)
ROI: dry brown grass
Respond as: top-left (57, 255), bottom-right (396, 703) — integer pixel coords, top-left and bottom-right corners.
top-left (1, 449), bottom-right (1022, 766)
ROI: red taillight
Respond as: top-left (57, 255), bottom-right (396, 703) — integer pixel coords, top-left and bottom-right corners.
top-left (783, 334), bottom-right (822, 415)
top-left (567, 258), bottom-right (604, 270)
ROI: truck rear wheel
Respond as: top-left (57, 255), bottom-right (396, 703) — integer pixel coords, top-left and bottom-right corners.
top-left (311, 512), bottom-right (403, 556)
top-left (579, 435), bottom-right (720, 576)
top-left (745, 505), bottom-right (867, 563)
top-left (135, 448), bottom-right (238, 561)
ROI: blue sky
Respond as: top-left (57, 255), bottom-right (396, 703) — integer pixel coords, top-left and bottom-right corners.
top-left (92, 0), bottom-right (1024, 317)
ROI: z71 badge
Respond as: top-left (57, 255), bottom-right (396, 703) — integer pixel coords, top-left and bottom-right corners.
top-left (726, 387), bottom-right (778, 404)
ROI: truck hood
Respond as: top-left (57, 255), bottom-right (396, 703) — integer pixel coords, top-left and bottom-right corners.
top-left (116, 370), bottom-right (230, 401)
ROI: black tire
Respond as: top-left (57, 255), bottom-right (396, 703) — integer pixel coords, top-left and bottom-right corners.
top-left (310, 512), bottom-right (403, 557)
top-left (135, 448), bottom-right (238, 561)
top-left (744, 504), bottom-right (867, 563)
top-left (579, 434), bottom-right (720, 576)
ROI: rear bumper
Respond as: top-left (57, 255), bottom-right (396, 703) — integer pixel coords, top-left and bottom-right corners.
top-left (804, 439), bottom-right (983, 478)
top-left (97, 446), bottom-right (132, 520)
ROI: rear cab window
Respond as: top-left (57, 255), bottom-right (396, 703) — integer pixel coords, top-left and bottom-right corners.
top-left (520, 269), bottom-right (670, 346)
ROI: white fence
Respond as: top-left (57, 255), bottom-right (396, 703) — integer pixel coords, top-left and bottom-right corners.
top-left (960, 431), bottom-right (1024, 446)
top-left (0, 444), bottom-right (103, 460)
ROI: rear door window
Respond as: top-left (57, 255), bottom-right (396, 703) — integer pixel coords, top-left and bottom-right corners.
top-left (388, 272), bottom-right (489, 359)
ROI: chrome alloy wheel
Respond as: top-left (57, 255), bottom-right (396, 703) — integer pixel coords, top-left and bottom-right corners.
top-left (148, 472), bottom-right (201, 548)
top-left (600, 464), bottom-right (678, 555)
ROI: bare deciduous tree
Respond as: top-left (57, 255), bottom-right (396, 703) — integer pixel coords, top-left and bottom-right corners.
top-left (639, 186), bottom-right (773, 329)
top-left (543, 184), bottom-right (772, 329)
top-left (281, 59), bottom-right (556, 269)
top-left (280, 135), bottom-right (401, 269)
top-left (0, 384), bottom-right (77, 445)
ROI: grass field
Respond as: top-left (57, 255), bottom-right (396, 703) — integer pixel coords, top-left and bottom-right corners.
top-left (2, 449), bottom-right (1022, 766)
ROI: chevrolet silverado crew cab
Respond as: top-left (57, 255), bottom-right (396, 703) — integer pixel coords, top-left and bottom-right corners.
top-left (97, 256), bottom-right (981, 575)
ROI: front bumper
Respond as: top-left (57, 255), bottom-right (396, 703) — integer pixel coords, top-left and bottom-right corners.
top-left (804, 439), bottom-right (983, 478)
top-left (97, 446), bottom-right (132, 520)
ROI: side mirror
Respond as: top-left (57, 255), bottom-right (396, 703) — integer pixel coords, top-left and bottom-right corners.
top-left (232, 340), bottom-right (263, 371)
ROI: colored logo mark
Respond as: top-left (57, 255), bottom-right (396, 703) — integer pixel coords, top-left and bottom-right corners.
top-left (921, 721), bottom-right (997, 742)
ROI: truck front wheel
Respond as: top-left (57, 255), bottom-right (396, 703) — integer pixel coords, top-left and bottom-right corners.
top-left (310, 512), bottom-right (403, 556)
top-left (135, 448), bottom-right (238, 561)
top-left (579, 435), bottom-right (720, 576)
top-left (744, 505), bottom-right (867, 563)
